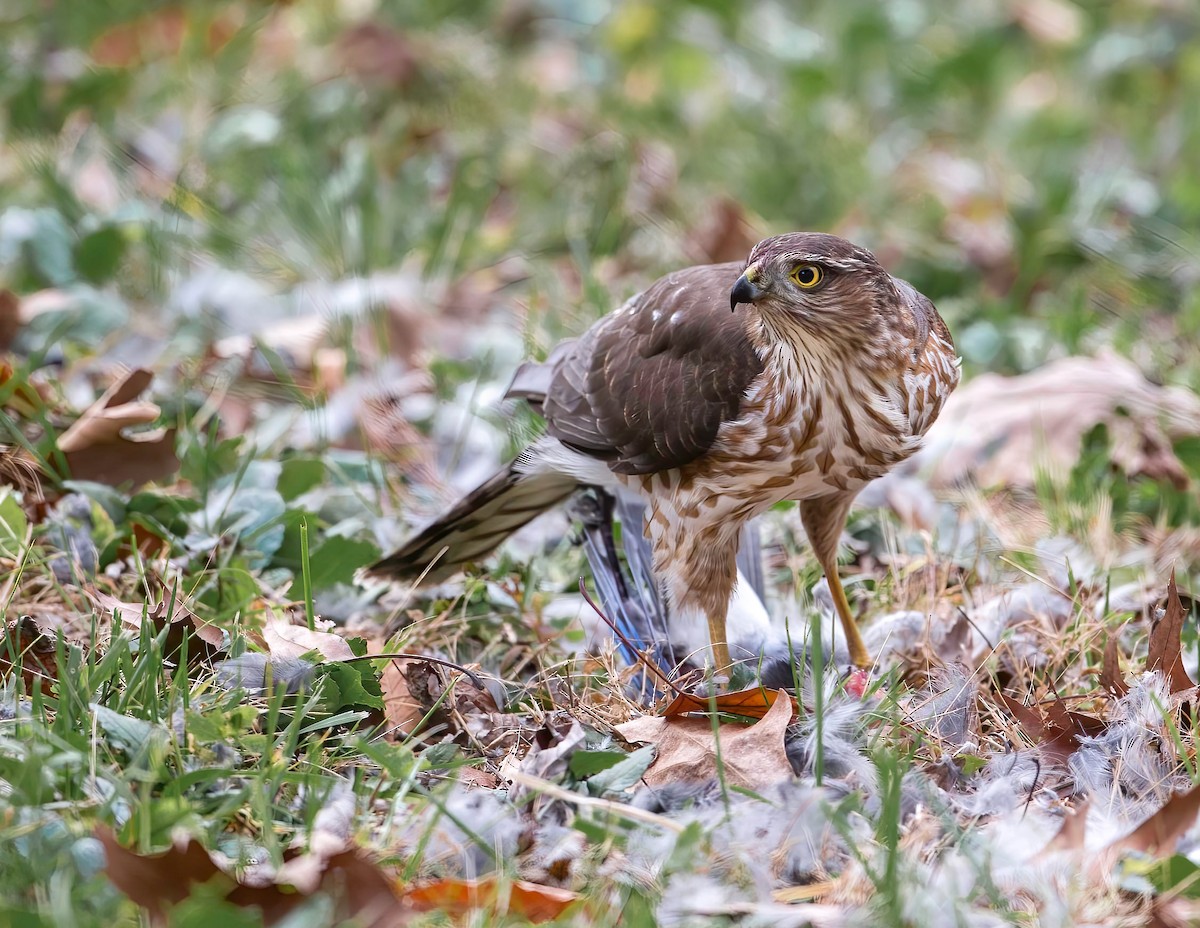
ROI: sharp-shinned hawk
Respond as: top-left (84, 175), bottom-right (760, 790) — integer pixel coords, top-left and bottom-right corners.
top-left (371, 232), bottom-right (960, 673)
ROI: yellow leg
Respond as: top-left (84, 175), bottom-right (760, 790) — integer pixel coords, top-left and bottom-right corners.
top-left (800, 494), bottom-right (871, 671)
top-left (826, 567), bottom-right (870, 669)
top-left (706, 611), bottom-right (732, 678)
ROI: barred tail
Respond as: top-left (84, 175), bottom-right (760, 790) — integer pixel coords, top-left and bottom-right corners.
top-left (368, 464), bottom-right (579, 583)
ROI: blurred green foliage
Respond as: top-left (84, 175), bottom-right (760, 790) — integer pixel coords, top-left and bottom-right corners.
top-left (1, 0), bottom-right (1199, 384)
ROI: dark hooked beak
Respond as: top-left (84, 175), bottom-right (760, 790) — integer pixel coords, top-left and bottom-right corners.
top-left (730, 273), bottom-right (765, 312)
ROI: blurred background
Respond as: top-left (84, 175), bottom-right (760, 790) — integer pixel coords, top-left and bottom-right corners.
top-left (2, 0), bottom-right (1200, 567)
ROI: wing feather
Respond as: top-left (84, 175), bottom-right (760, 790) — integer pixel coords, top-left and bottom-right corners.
top-left (538, 263), bottom-right (763, 475)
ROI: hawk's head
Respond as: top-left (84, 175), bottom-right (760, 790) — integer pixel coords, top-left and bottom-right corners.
top-left (729, 232), bottom-right (913, 347)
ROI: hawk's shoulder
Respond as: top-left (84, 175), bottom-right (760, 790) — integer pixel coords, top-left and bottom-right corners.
top-left (536, 262), bottom-right (764, 475)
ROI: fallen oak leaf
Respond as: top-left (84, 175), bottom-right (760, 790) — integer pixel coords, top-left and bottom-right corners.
top-left (264, 618), bottom-right (355, 661)
top-left (659, 684), bottom-right (785, 720)
top-left (1105, 782), bottom-right (1200, 858)
top-left (89, 588), bottom-right (223, 657)
top-left (1147, 573), bottom-right (1196, 696)
top-left (616, 689), bottom-right (794, 791)
top-left (97, 825), bottom-right (408, 927)
top-left (924, 351), bottom-right (1200, 491)
top-left (57, 368), bottom-right (158, 452)
top-left (362, 633), bottom-right (493, 741)
top-left (1101, 630), bottom-right (1130, 698)
top-left (96, 826), bottom-right (300, 925)
top-left (1042, 696), bottom-right (1107, 739)
top-left (405, 876), bottom-right (578, 923)
top-left (55, 368), bottom-right (178, 487)
top-left (996, 693), bottom-right (1105, 766)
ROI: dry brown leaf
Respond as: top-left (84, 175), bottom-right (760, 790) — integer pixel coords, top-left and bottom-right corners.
top-left (57, 369), bottom-right (158, 452)
top-left (365, 636), bottom-right (427, 740)
top-left (0, 288), bottom-right (19, 350)
top-left (381, 661), bottom-right (425, 738)
top-left (616, 689), bottom-right (794, 790)
top-left (97, 826), bottom-right (408, 927)
top-left (1146, 573), bottom-right (1197, 696)
top-left (62, 430), bottom-right (178, 487)
top-left (405, 876), bottom-right (578, 923)
top-left (457, 767), bottom-right (501, 789)
top-left (90, 588), bottom-right (223, 657)
top-left (264, 619), bottom-right (355, 661)
top-left (924, 352), bottom-right (1200, 490)
top-left (1104, 783), bottom-right (1200, 857)
top-left (55, 369), bottom-right (179, 487)
top-left (0, 615), bottom-right (63, 693)
top-left (97, 826), bottom-right (299, 924)
top-left (1101, 630), bottom-right (1130, 698)
top-left (997, 693), bottom-right (1105, 766)
top-left (659, 685), bottom-right (784, 719)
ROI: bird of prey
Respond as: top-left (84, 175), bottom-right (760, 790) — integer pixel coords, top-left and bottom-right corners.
top-left (370, 232), bottom-right (960, 674)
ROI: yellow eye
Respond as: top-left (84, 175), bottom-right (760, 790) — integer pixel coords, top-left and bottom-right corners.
top-left (791, 264), bottom-right (824, 289)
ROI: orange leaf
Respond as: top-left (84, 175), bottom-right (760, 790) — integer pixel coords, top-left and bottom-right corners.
top-left (660, 684), bottom-right (785, 719)
top-left (406, 876), bottom-right (578, 923)
top-left (0, 357), bottom-right (48, 417)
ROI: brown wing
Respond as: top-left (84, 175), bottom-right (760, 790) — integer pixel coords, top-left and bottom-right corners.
top-left (893, 277), bottom-right (961, 436)
top-left (533, 263), bottom-right (764, 475)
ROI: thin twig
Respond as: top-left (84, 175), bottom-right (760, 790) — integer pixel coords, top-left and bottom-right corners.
top-left (956, 606), bottom-right (996, 653)
top-left (578, 577), bottom-right (686, 698)
top-left (343, 651), bottom-right (485, 690)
